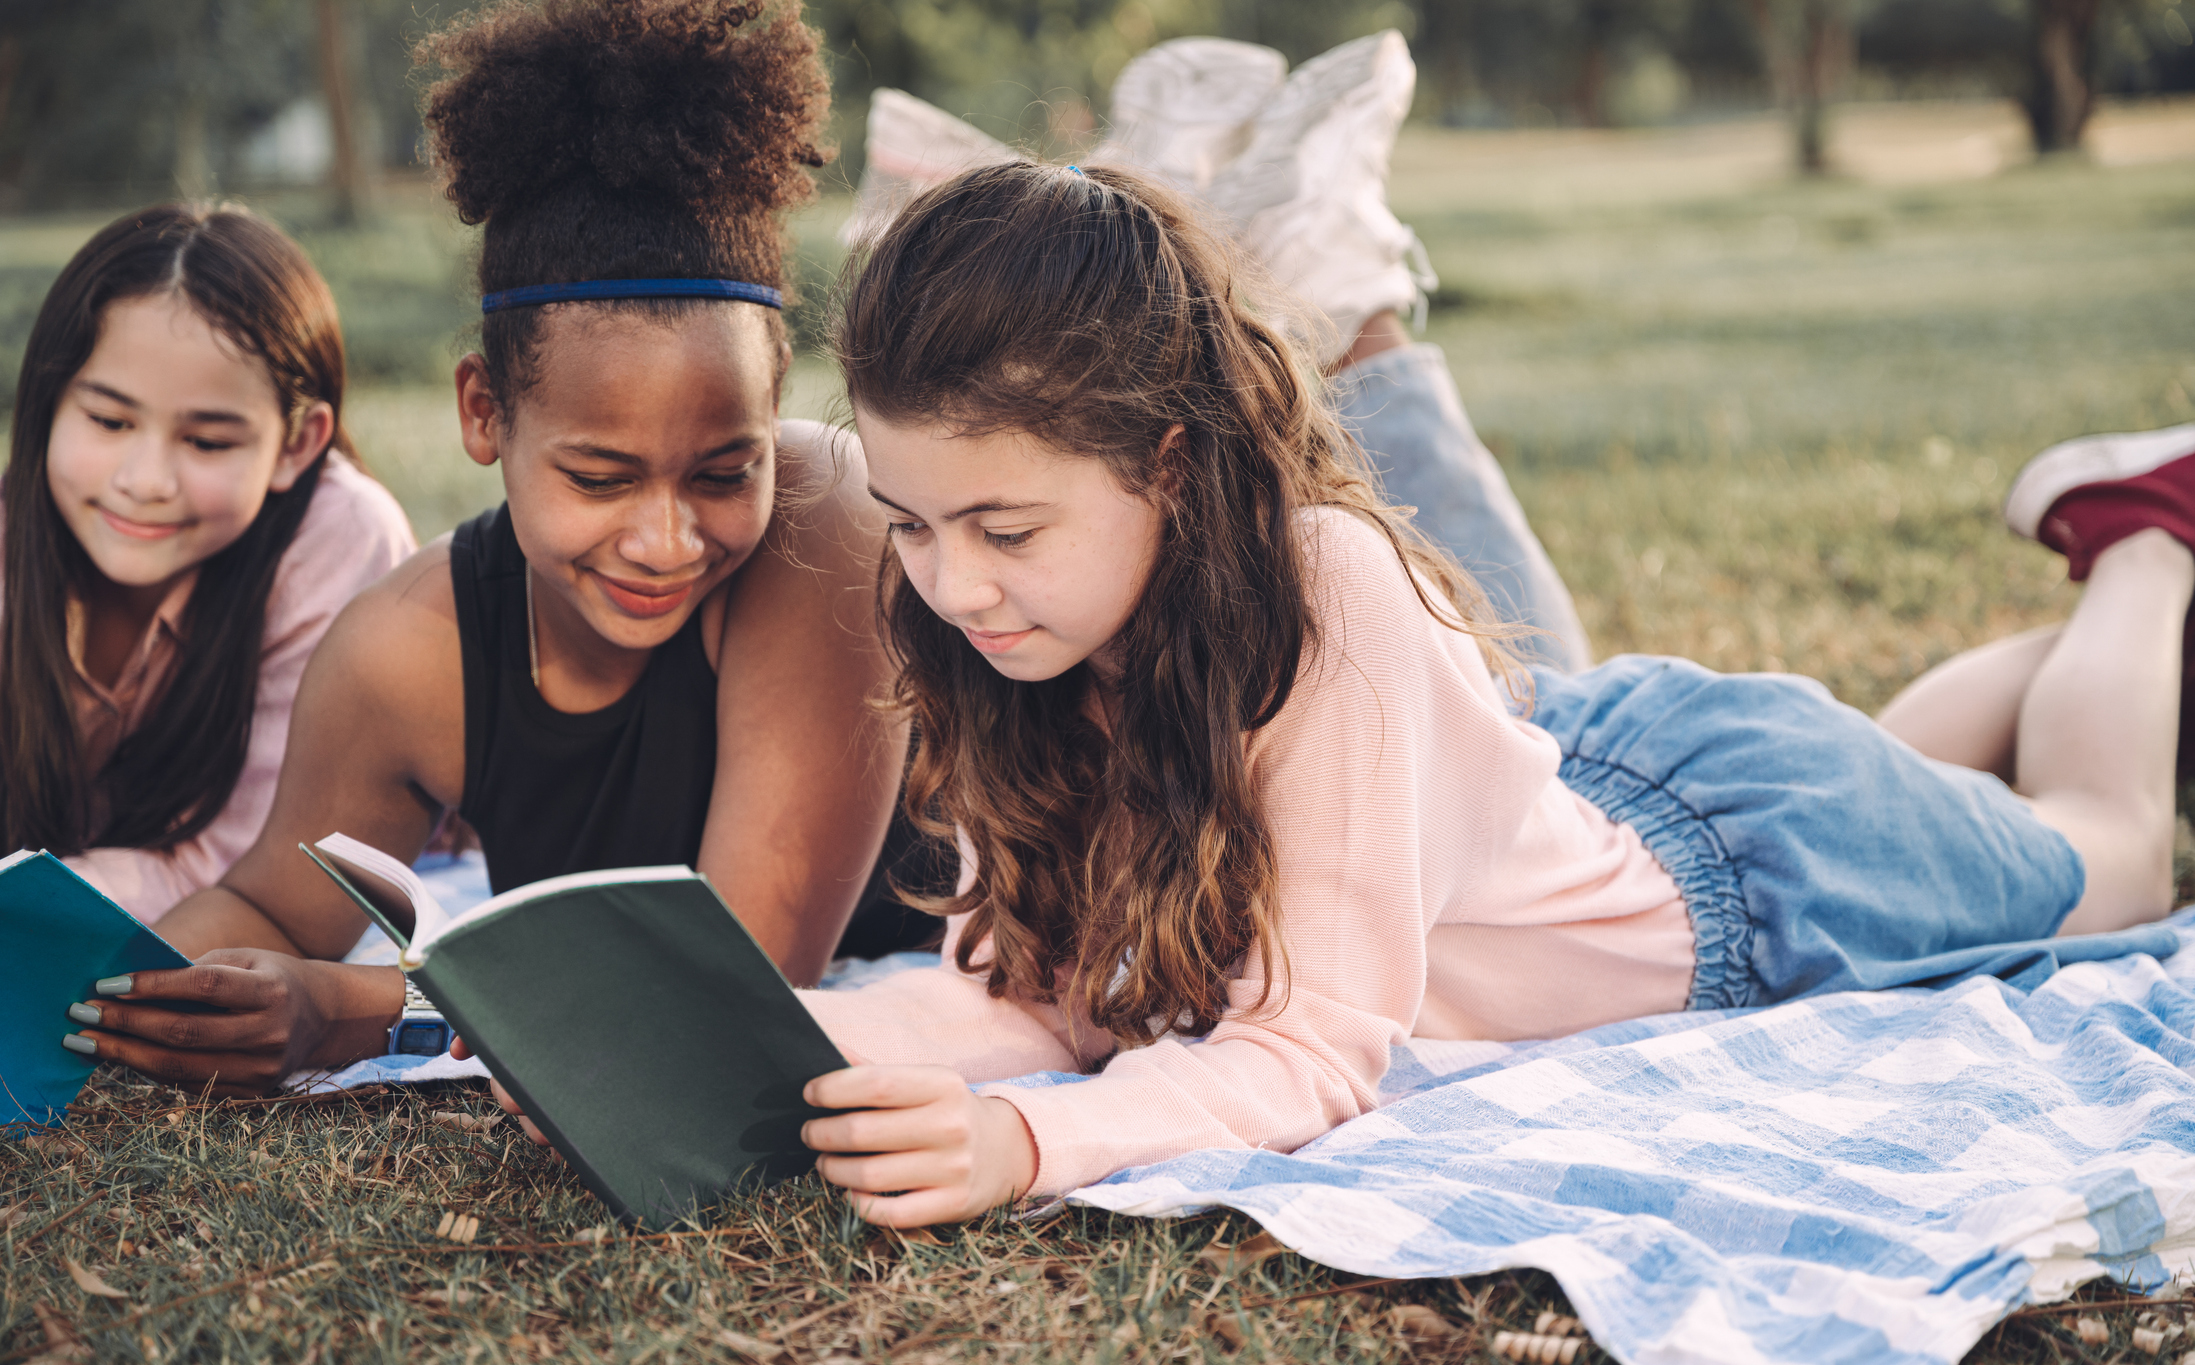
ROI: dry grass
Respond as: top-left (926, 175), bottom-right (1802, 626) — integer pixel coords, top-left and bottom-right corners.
top-left (3, 1072), bottom-right (1600, 1363)
top-left (5, 1073), bottom-right (2190, 1363)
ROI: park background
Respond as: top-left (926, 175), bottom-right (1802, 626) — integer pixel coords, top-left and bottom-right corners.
top-left (4, 2), bottom-right (2195, 1362)
top-left (5, 0), bottom-right (2194, 713)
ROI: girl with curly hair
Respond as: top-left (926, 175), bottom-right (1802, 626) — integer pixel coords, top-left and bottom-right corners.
top-left (7, 205), bottom-right (414, 925)
top-left (63, 0), bottom-right (906, 1093)
top-left (787, 162), bottom-right (2188, 1226)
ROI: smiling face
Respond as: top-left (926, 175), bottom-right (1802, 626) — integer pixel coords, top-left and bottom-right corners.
top-left (45, 293), bottom-right (328, 598)
top-left (856, 412), bottom-right (1166, 684)
top-left (458, 304), bottom-right (781, 660)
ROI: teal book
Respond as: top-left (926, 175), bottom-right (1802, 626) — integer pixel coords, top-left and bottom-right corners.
top-left (0, 850), bottom-right (195, 1127)
top-left (303, 835), bottom-right (848, 1228)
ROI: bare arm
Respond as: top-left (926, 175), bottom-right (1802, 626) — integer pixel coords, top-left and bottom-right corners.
top-left (162, 545), bottom-right (466, 954)
top-left (72, 546), bottom-right (469, 1092)
top-left (701, 423), bottom-right (907, 984)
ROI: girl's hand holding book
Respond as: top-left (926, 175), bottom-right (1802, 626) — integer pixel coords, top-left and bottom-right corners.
top-left (68, 950), bottom-right (403, 1097)
top-left (450, 1036), bottom-right (556, 1151)
top-left (800, 1065), bottom-right (1038, 1227)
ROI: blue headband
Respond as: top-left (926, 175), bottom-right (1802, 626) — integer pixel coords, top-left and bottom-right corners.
top-left (480, 279), bottom-right (784, 314)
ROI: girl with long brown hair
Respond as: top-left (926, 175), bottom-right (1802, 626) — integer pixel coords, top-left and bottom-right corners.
top-left (5, 204), bottom-right (414, 924)
top-left (788, 160), bottom-right (2192, 1227)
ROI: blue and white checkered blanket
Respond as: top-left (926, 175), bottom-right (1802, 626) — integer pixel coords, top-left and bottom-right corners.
top-left (333, 853), bottom-right (2195, 1362)
top-left (1035, 910), bottom-right (2195, 1365)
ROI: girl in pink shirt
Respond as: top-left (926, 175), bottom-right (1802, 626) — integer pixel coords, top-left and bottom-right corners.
top-left (2, 205), bottom-right (415, 924)
top-left (792, 162), bottom-right (2193, 1227)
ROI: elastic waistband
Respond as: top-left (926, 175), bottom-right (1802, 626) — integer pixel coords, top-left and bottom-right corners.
top-left (1556, 752), bottom-right (1756, 1011)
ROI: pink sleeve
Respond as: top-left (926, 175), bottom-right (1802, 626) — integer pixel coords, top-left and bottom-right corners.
top-left (976, 513), bottom-right (1556, 1195)
top-left (68, 456), bottom-right (418, 924)
top-left (797, 908), bottom-right (1106, 1080)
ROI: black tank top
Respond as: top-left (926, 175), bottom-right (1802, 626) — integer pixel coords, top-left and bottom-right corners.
top-left (451, 505), bottom-right (717, 895)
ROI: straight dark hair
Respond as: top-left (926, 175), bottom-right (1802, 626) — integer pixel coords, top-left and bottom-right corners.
top-left (1, 203), bottom-right (351, 854)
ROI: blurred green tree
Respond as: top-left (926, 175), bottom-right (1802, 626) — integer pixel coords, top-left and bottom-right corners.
top-left (318, 0), bottom-right (373, 223)
top-left (2020, 0), bottom-right (2192, 152)
top-left (1411, 1), bottom-right (1755, 129)
top-left (1854, 0), bottom-right (2194, 153)
top-left (1743, 0), bottom-right (1886, 173)
top-left (2, 0), bottom-right (2187, 211)
top-left (806, 0), bottom-right (1414, 173)
top-left (0, 0), bottom-right (422, 214)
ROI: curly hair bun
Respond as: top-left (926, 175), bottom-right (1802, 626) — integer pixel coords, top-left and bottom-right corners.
top-left (421, 0), bottom-right (829, 230)
top-left (417, 0), bottom-right (832, 401)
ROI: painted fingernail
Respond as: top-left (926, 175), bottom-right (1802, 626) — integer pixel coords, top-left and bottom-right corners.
top-left (94, 976), bottom-right (133, 995)
top-left (61, 1034), bottom-right (97, 1055)
top-left (67, 1003), bottom-right (101, 1026)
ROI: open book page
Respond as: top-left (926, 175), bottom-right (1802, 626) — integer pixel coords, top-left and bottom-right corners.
top-left (399, 864), bottom-right (694, 967)
top-left (311, 834), bottom-right (453, 952)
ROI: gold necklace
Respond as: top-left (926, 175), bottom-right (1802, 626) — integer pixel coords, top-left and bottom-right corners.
top-left (525, 568), bottom-right (541, 691)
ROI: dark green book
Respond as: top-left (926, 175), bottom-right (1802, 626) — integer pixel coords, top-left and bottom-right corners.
top-left (303, 834), bottom-right (846, 1227)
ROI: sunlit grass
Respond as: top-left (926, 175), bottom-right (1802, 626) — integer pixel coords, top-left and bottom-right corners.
top-left (2, 1072), bottom-right (1576, 1363)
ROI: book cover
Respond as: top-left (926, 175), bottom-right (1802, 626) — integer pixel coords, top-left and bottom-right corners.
top-left (0, 851), bottom-right (195, 1127)
top-left (305, 837), bottom-right (848, 1227)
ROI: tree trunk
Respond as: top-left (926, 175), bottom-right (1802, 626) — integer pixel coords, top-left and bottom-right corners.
top-left (1572, 0), bottom-right (1630, 128)
top-left (0, 34), bottom-right (19, 211)
top-left (1414, 0), bottom-right (1475, 126)
top-left (1574, 32), bottom-right (1611, 128)
top-left (172, 0), bottom-right (213, 199)
top-left (1793, 1), bottom-right (1851, 175)
top-left (317, 0), bottom-right (371, 225)
top-left (2026, 0), bottom-right (2104, 154)
top-left (0, 35), bottom-right (20, 141)
top-left (1742, 0), bottom-right (1848, 175)
top-left (173, 86), bottom-right (212, 199)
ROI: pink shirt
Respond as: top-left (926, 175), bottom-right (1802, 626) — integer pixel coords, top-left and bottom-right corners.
top-left (802, 508), bottom-right (1696, 1197)
top-left (34, 455), bottom-right (416, 921)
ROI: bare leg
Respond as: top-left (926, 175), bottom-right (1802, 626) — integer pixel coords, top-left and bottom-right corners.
top-left (1877, 625), bottom-right (2062, 783)
top-left (1333, 309), bottom-right (1411, 373)
top-left (2017, 528), bottom-right (2192, 934)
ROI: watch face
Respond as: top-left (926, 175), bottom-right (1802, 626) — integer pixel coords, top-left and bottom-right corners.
top-left (392, 1018), bottom-right (451, 1056)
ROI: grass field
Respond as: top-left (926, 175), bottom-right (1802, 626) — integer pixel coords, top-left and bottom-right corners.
top-left (5, 98), bottom-right (2195, 1363)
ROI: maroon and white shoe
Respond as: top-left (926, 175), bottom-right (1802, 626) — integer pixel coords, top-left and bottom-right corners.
top-left (2006, 423), bottom-right (2195, 778)
top-left (2003, 422), bottom-right (2195, 580)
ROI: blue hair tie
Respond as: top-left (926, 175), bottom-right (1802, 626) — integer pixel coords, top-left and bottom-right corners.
top-left (1066, 165), bottom-right (1085, 176)
top-left (481, 279), bottom-right (783, 314)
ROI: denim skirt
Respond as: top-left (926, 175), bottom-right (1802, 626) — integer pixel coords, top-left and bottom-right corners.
top-left (1528, 655), bottom-right (2180, 1010)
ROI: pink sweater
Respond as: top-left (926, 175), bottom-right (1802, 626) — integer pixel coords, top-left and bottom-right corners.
top-left (801, 508), bottom-right (1695, 1197)
top-left (45, 455), bottom-right (416, 920)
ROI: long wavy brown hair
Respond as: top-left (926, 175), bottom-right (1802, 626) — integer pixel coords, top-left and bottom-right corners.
top-left (836, 162), bottom-right (1518, 1048)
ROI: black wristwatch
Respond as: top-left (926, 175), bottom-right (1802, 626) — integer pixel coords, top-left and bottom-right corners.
top-left (387, 978), bottom-right (453, 1057)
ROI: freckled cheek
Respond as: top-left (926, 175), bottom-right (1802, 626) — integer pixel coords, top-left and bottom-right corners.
top-left (894, 543), bottom-right (945, 613)
top-left (1004, 566), bottom-right (1083, 640)
top-left (1048, 542), bottom-right (1130, 641)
